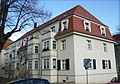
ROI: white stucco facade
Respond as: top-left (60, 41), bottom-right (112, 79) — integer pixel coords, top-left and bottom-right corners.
top-left (1, 5), bottom-right (117, 84)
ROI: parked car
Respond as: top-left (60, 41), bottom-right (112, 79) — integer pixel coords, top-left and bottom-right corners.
top-left (107, 77), bottom-right (120, 84)
top-left (7, 78), bottom-right (50, 84)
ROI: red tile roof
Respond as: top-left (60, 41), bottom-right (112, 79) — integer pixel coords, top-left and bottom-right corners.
top-left (3, 39), bottom-right (13, 49)
top-left (17, 5), bottom-right (113, 41)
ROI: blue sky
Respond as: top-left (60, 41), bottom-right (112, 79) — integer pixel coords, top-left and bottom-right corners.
top-left (10, 0), bottom-right (120, 41)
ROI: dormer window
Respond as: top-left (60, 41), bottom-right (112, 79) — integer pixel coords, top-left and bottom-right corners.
top-left (61, 19), bottom-right (68, 32)
top-left (51, 26), bottom-right (56, 32)
top-left (100, 26), bottom-right (106, 36)
top-left (84, 20), bottom-right (91, 32)
top-left (63, 21), bottom-right (67, 31)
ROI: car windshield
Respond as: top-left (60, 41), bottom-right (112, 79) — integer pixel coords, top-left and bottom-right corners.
top-left (111, 77), bottom-right (120, 82)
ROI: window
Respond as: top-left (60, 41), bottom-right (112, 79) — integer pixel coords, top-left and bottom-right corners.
top-left (27, 45), bottom-right (32, 54)
top-left (89, 59), bottom-right (96, 69)
top-left (35, 46), bottom-right (39, 53)
top-left (53, 58), bottom-right (57, 69)
top-left (103, 43), bottom-right (107, 52)
top-left (28, 60), bottom-right (32, 70)
top-left (43, 41), bottom-right (49, 51)
top-left (53, 41), bottom-right (56, 49)
top-left (61, 19), bottom-right (68, 32)
top-left (102, 60), bottom-right (111, 69)
top-left (62, 60), bottom-right (66, 70)
top-left (57, 59), bottom-right (70, 70)
top-left (61, 40), bottom-right (66, 50)
top-left (43, 58), bottom-right (49, 69)
top-left (100, 26), bottom-right (106, 36)
top-left (35, 61), bottom-right (39, 69)
top-left (63, 21), bottom-right (67, 31)
top-left (9, 54), bottom-right (12, 59)
top-left (16, 63), bottom-right (19, 69)
top-left (87, 40), bottom-right (92, 50)
top-left (51, 26), bottom-right (56, 32)
top-left (84, 20), bottom-right (91, 32)
top-left (12, 50), bottom-right (15, 59)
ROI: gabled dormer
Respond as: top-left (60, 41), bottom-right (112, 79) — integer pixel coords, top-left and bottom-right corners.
top-left (100, 25), bottom-right (106, 36)
top-left (83, 20), bottom-right (91, 32)
top-left (61, 19), bottom-right (69, 32)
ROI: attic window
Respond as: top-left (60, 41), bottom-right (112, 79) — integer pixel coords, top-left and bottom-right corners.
top-left (100, 26), bottom-right (106, 36)
top-left (61, 19), bottom-right (69, 32)
top-left (51, 26), bottom-right (56, 32)
top-left (84, 20), bottom-right (91, 32)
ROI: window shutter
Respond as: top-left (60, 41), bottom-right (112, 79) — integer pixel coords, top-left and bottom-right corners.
top-left (93, 59), bottom-right (96, 69)
top-left (57, 60), bottom-right (61, 70)
top-left (66, 59), bottom-right (70, 70)
top-left (108, 60), bottom-right (111, 69)
top-left (102, 60), bottom-right (105, 69)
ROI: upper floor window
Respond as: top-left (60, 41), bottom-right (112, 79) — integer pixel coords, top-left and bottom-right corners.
top-left (61, 40), bottom-right (66, 50)
top-left (89, 59), bottom-right (96, 69)
top-left (53, 41), bottom-right (56, 49)
top-left (51, 26), bottom-right (56, 32)
top-left (100, 26), bottom-right (106, 36)
top-left (9, 54), bottom-right (12, 59)
top-left (35, 46), bottom-right (39, 53)
top-left (43, 40), bottom-right (49, 51)
top-left (102, 60), bottom-right (111, 69)
top-left (27, 45), bottom-right (32, 54)
top-left (12, 50), bottom-right (15, 59)
top-left (61, 19), bottom-right (69, 32)
top-left (84, 20), bottom-right (91, 32)
top-left (16, 63), bottom-right (19, 69)
top-left (103, 43), bottom-right (107, 52)
top-left (87, 40), bottom-right (92, 50)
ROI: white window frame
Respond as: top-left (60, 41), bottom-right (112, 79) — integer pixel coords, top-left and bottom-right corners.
top-left (83, 20), bottom-right (91, 32)
top-left (43, 40), bottom-right (49, 50)
top-left (35, 45), bottom-right (39, 53)
top-left (61, 19), bottom-right (69, 31)
top-left (53, 58), bottom-right (57, 69)
top-left (103, 43), bottom-right (107, 52)
top-left (87, 40), bottom-right (92, 50)
top-left (61, 60), bottom-right (66, 70)
top-left (28, 60), bottom-right (32, 70)
top-left (43, 58), bottom-right (49, 69)
top-left (27, 45), bottom-right (32, 54)
top-left (53, 40), bottom-right (56, 49)
top-left (100, 26), bottom-right (106, 36)
top-left (61, 40), bottom-right (66, 50)
top-left (35, 61), bottom-right (39, 69)
top-left (51, 26), bottom-right (56, 32)
top-left (102, 60), bottom-right (111, 69)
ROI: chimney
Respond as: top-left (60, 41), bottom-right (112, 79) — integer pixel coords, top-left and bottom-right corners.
top-left (34, 22), bottom-right (37, 29)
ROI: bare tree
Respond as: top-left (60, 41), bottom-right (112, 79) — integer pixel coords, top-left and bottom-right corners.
top-left (0, 0), bottom-right (51, 52)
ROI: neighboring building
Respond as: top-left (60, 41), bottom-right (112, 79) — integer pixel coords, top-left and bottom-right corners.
top-left (113, 34), bottom-right (120, 76)
top-left (2, 5), bottom-right (117, 84)
top-left (0, 39), bottom-right (13, 77)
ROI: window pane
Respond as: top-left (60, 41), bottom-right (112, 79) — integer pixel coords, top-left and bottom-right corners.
top-left (35, 61), bottom-right (38, 69)
top-left (53, 58), bottom-right (56, 69)
top-left (35, 46), bottom-right (39, 53)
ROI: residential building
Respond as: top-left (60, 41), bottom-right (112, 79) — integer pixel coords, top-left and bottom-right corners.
top-left (0, 39), bottom-right (13, 77)
top-left (113, 34), bottom-right (120, 76)
top-left (2, 5), bottom-right (117, 84)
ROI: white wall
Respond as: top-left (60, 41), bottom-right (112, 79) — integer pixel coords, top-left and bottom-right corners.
top-left (73, 34), bottom-right (117, 83)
